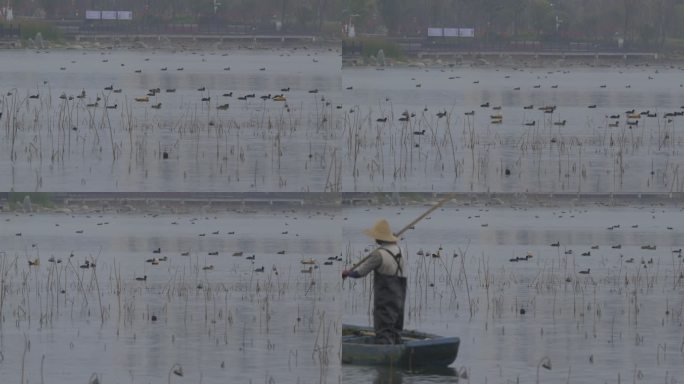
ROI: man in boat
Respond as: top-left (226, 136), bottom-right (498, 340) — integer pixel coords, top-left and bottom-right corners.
top-left (342, 219), bottom-right (407, 344)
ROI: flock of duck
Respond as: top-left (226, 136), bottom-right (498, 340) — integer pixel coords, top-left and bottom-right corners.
top-left (16, 81), bottom-right (322, 113)
top-left (132, 242), bottom-right (340, 281)
top-left (7, 49), bottom-right (329, 116)
top-left (361, 68), bottom-right (684, 130)
top-left (376, 100), bottom-right (684, 129)
top-left (22, 234), bottom-right (341, 283)
top-left (397, 204), bottom-right (682, 280)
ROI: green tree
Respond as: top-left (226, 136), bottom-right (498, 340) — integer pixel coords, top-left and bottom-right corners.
top-left (346, 0), bottom-right (375, 27)
top-left (377, 0), bottom-right (404, 33)
top-left (527, 0), bottom-right (554, 38)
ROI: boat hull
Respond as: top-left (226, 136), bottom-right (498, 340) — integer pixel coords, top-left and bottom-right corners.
top-left (341, 325), bottom-right (459, 369)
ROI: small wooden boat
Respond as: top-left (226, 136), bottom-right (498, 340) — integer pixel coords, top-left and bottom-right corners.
top-left (342, 324), bottom-right (459, 369)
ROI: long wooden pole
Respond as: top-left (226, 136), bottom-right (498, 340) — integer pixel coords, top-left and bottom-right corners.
top-left (348, 194), bottom-right (454, 272)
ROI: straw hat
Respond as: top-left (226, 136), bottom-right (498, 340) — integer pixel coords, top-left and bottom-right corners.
top-left (363, 219), bottom-right (398, 243)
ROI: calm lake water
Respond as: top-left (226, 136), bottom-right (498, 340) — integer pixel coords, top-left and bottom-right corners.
top-left (2, 196), bottom-right (683, 383)
top-left (341, 65), bottom-right (684, 193)
top-left (5, 52), bottom-right (684, 193)
top-left (0, 206), bottom-right (342, 383)
top-left (0, 48), bottom-right (341, 192)
top-left (3, 46), bottom-right (684, 383)
top-left (341, 198), bottom-right (684, 383)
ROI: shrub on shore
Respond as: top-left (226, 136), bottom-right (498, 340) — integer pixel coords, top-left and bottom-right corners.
top-left (7, 192), bottom-right (54, 210)
top-left (346, 36), bottom-right (404, 60)
top-left (1, 19), bottom-right (63, 42)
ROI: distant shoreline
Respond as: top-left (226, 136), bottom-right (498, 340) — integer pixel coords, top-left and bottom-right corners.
top-left (2, 192), bottom-right (682, 215)
top-left (343, 51), bottom-right (681, 69)
top-left (0, 34), bottom-right (341, 51)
